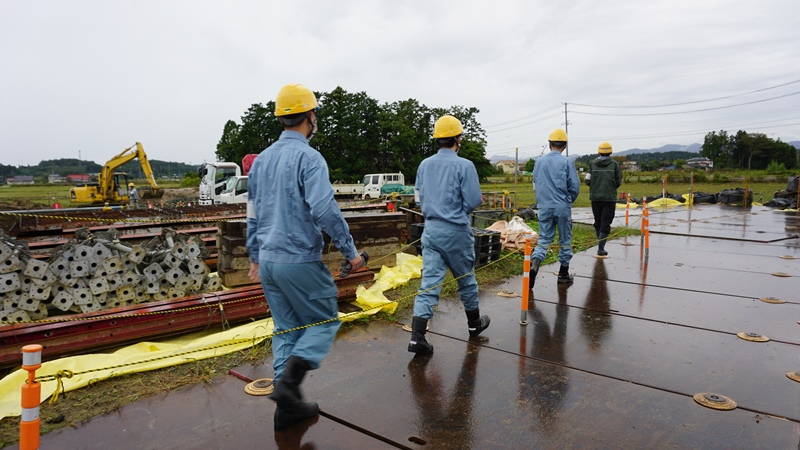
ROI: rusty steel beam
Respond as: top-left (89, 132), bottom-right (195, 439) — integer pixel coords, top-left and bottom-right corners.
top-left (0, 269), bottom-right (376, 369)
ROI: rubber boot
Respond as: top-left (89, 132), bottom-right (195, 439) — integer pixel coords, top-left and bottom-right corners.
top-left (529, 257), bottom-right (542, 289)
top-left (466, 309), bottom-right (490, 337)
top-left (408, 316), bottom-right (434, 355)
top-left (557, 264), bottom-right (574, 283)
top-left (271, 356), bottom-right (320, 430)
top-left (598, 232), bottom-right (609, 257)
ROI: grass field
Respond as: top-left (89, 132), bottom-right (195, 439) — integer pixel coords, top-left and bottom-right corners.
top-left (485, 178), bottom-right (787, 209)
top-left (0, 176), bottom-right (790, 210)
top-left (0, 180), bottom-right (185, 208)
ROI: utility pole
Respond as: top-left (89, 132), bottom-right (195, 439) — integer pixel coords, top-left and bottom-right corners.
top-left (563, 102), bottom-right (569, 157)
top-left (514, 147), bottom-right (518, 209)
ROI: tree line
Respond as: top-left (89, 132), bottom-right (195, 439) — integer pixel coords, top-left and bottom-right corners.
top-left (700, 130), bottom-right (798, 170)
top-left (215, 86), bottom-right (494, 183)
top-left (0, 158), bottom-right (196, 182)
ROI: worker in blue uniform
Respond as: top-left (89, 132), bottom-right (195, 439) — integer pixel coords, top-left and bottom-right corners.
top-left (246, 83), bottom-right (363, 430)
top-left (408, 115), bottom-right (490, 355)
top-left (530, 128), bottom-right (580, 286)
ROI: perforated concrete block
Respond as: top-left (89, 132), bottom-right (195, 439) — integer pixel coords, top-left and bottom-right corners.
top-left (72, 288), bottom-right (94, 306)
top-left (0, 272), bottom-right (21, 294)
top-left (22, 258), bottom-right (49, 279)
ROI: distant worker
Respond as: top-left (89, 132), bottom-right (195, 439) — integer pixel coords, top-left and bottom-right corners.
top-left (586, 142), bottom-right (622, 257)
top-left (408, 114), bottom-right (490, 356)
top-left (246, 83), bottom-right (364, 430)
top-left (530, 129), bottom-right (580, 286)
top-left (128, 182), bottom-right (139, 209)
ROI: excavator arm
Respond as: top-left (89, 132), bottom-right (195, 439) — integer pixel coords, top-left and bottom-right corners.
top-left (99, 142), bottom-right (163, 200)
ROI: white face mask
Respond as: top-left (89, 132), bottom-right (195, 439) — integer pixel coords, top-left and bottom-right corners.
top-left (307, 113), bottom-right (318, 141)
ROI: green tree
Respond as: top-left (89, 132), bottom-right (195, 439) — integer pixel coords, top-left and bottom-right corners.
top-left (216, 120), bottom-right (241, 163)
top-left (700, 130), bottom-right (733, 168)
top-left (524, 158), bottom-right (535, 172)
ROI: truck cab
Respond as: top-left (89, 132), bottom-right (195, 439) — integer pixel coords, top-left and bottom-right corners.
top-left (217, 176), bottom-right (248, 204)
top-left (198, 162), bottom-right (242, 205)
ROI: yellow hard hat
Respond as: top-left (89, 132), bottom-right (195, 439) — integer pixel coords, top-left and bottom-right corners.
top-left (598, 142), bottom-right (613, 155)
top-left (128, 182), bottom-right (135, 187)
top-left (548, 128), bottom-right (568, 143)
top-left (433, 115), bottom-right (464, 139)
top-left (274, 84), bottom-right (318, 117)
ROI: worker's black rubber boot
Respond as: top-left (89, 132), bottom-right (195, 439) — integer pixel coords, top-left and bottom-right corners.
top-left (529, 257), bottom-right (542, 289)
top-left (408, 316), bottom-right (434, 355)
top-left (557, 265), bottom-right (574, 284)
top-left (466, 309), bottom-right (490, 337)
top-left (597, 232), bottom-right (609, 256)
top-left (271, 356), bottom-right (319, 430)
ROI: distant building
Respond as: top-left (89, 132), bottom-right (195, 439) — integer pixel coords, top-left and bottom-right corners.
top-left (621, 161), bottom-right (640, 172)
top-left (685, 157), bottom-right (714, 170)
top-left (6, 175), bottom-right (35, 185)
top-left (66, 174), bottom-right (91, 183)
top-left (49, 174), bottom-right (66, 183)
top-left (495, 160), bottom-right (522, 174)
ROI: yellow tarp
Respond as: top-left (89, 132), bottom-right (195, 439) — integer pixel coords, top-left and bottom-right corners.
top-left (647, 198), bottom-right (684, 207)
top-left (0, 253), bottom-right (423, 419)
top-left (616, 202), bottom-right (639, 208)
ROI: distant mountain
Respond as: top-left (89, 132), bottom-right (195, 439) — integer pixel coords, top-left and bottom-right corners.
top-left (789, 141), bottom-right (800, 149)
top-left (490, 143), bottom-right (702, 163)
top-left (614, 143), bottom-right (701, 157)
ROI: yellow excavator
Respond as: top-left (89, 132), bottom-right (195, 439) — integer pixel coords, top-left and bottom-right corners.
top-left (70, 142), bottom-right (165, 204)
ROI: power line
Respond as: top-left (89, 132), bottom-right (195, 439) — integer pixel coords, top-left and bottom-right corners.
top-left (570, 91), bottom-right (800, 116)
top-left (569, 78), bottom-right (800, 109)
top-left (483, 104), bottom-right (562, 130)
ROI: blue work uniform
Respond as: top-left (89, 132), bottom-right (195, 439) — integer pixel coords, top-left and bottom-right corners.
top-left (413, 148), bottom-right (484, 319)
top-left (246, 130), bottom-right (358, 380)
top-left (532, 150), bottom-right (579, 266)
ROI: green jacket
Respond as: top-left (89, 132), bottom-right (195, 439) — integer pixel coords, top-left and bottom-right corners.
top-left (587, 156), bottom-right (622, 202)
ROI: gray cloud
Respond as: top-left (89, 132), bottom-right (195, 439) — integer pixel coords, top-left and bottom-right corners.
top-left (1, 0), bottom-right (798, 167)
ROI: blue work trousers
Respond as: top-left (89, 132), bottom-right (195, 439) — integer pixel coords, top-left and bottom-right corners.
top-left (533, 206), bottom-right (573, 267)
top-left (259, 261), bottom-right (340, 381)
top-left (413, 226), bottom-right (479, 319)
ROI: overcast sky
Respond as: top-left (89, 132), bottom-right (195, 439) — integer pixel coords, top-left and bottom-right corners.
top-left (2, 0), bottom-right (799, 168)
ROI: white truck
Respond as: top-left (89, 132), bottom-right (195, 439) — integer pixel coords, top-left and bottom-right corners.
top-left (333, 173), bottom-right (406, 200)
top-left (201, 161), bottom-right (406, 204)
top-left (217, 175), bottom-right (249, 204)
top-left (198, 162), bottom-right (242, 205)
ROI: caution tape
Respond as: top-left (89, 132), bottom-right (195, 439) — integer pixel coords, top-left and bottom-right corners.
top-left (0, 210), bottom-right (245, 225)
top-left (32, 246), bottom-right (520, 391)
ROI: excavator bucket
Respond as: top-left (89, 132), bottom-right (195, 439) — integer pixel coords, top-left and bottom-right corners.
top-left (140, 187), bottom-right (164, 199)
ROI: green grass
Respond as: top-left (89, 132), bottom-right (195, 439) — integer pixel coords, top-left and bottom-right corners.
top-left (0, 180), bottom-right (184, 208)
top-left (484, 178), bottom-right (787, 209)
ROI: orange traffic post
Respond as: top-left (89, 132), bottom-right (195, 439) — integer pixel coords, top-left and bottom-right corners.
top-left (625, 193), bottom-right (630, 226)
top-left (20, 344), bottom-right (42, 450)
top-left (640, 196), bottom-right (647, 245)
top-left (643, 199), bottom-right (650, 258)
top-left (744, 178), bottom-right (749, 208)
top-left (520, 234), bottom-right (532, 325)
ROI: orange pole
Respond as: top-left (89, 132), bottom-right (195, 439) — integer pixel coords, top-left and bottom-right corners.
top-left (625, 193), bottom-right (630, 226)
top-left (744, 178), bottom-right (749, 207)
top-left (644, 199), bottom-right (650, 257)
top-left (20, 344), bottom-right (42, 450)
top-left (640, 196), bottom-right (647, 244)
top-left (520, 234), bottom-right (532, 325)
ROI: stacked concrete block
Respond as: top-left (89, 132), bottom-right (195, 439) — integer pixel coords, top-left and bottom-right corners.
top-left (217, 220), bottom-right (255, 288)
top-left (0, 227), bottom-right (222, 326)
